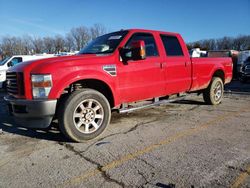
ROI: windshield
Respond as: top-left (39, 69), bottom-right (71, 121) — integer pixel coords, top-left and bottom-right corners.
top-left (79, 30), bottom-right (128, 55)
top-left (0, 57), bottom-right (10, 66)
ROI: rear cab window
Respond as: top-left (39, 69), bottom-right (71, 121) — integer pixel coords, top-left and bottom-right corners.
top-left (160, 35), bottom-right (184, 57)
top-left (125, 33), bottom-right (159, 57)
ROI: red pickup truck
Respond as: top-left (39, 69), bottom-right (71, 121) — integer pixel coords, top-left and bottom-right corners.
top-left (5, 29), bottom-right (233, 142)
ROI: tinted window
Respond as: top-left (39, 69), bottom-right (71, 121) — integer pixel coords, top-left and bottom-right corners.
top-left (245, 57), bottom-right (250, 63)
top-left (10, 57), bottom-right (22, 66)
top-left (125, 33), bottom-right (159, 57)
top-left (160, 35), bottom-right (184, 56)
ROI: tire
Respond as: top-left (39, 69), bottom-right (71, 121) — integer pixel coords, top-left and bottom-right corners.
top-left (58, 89), bottom-right (111, 142)
top-left (203, 77), bottom-right (224, 105)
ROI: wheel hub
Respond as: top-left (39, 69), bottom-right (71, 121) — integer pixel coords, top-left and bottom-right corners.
top-left (214, 82), bottom-right (222, 101)
top-left (85, 109), bottom-right (95, 120)
top-left (73, 99), bottom-right (104, 134)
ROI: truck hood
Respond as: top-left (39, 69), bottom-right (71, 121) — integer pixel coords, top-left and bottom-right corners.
top-left (0, 65), bottom-right (8, 72)
top-left (9, 54), bottom-right (114, 73)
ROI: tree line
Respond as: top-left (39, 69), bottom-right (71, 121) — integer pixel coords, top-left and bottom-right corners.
top-left (1, 25), bottom-right (250, 58)
top-left (187, 35), bottom-right (250, 51)
top-left (0, 24), bottom-right (107, 57)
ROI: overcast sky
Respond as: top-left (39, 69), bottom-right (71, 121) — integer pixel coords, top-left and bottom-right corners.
top-left (0, 0), bottom-right (249, 42)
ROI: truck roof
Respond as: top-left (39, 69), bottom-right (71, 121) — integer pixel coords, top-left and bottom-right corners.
top-left (122, 29), bottom-right (180, 36)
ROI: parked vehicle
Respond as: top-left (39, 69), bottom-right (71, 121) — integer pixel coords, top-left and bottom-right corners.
top-left (4, 29), bottom-right (233, 142)
top-left (239, 57), bottom-right (250, 83)
top-left (237, 50), bottom-right (250, 75)
top-left (0, 55), bottom-right (55, 88)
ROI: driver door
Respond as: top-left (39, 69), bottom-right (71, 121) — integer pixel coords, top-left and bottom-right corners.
top-left (117, 33), bottom-right (166, 103)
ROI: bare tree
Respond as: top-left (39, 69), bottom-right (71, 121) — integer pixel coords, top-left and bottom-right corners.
top-left (43, 37), bottom-right (55, 54)
top-left (90, 23), bottom-right (107, 40)
top-left (201, 39), bottom-right (217, 50)
top-left (4, 25), bottom-right (247, 55)
top-left (21, 35), bottom-right (33, 55)
top-left (0, 48), bottom-right (3, 60)
top-left (238, 35), bottom-right (250, 50)
top-left (70, 26), bottom-right (91, 51)
top-left (31, 37), bottom-right (44, 54)
top-left (217, 37), bottom-right (233, 50)
top-left (65, 34), bottom-right (75, 52)
top-left (0, 24), bottom-right (108, 55)
top-left (2, 37), bottom-right (14, 56)
top-left (188, 35), bottom-right (250, 51)
top-left (54, 35), bottom-right (65, 53)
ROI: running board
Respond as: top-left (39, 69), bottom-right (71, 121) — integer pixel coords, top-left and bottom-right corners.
top-left (118, 95), bottom-right (186, 114)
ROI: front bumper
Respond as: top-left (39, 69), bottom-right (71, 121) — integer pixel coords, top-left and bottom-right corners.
top-left (4, 95), bottom-right (57, 129)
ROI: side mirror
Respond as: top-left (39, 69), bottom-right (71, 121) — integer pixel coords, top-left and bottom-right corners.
top-left (130, 40), bottom-right (146, 60)
top-left (120, 40), bottom-right (146, 62)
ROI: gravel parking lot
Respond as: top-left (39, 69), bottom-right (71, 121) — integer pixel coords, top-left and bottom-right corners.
top-left (0, 81), bottom-right (250, 188)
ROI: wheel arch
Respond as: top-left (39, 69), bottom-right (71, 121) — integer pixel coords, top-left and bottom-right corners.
top-left (70, 79), bottom-right (115, 108)
top-left (52, 77), bottom-right (117, 108)
top-left (212, 69), bottom-right (225, 83)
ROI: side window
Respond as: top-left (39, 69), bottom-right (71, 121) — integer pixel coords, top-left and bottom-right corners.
top-left (125, 33), bottom-right (159, 57)
top-left (160, 35), bottom-right (184, 56)
top-left (10, 57), bottom-right (22, 66)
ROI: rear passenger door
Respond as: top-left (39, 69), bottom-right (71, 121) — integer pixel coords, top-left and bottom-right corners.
top-left (160, 35), bottom-right (191, 94)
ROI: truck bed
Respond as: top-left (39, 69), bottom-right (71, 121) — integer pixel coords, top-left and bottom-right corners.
top-left (190, 57), bottom-right (233, 92)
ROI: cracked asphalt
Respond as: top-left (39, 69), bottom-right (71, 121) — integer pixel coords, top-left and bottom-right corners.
top-left (0, 81), bottom-right (250, 188)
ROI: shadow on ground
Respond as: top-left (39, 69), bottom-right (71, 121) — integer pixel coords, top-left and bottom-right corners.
top-left (0, 91), bottom-right (68, 142)
top-left (225, 80), bottom-right (250, 93)
top-left (172, 99), bottom-right (206, 105)
top-left (0, 80), bottom-right (249, 142)
top-left (0, 119), bottom-right (68, 142)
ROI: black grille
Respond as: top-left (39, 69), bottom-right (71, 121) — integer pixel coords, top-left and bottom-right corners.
top-left (6, 72), bottom-right (24, 96)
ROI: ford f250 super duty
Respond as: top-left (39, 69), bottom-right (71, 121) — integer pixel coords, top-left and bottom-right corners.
top-left (4, 29), bottom-right (233, 142)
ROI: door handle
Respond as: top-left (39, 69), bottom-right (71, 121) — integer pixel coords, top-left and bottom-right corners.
top-left (159, 62), bottom-right (166, 69)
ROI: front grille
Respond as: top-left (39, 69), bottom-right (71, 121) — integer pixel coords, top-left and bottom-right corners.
top-left (6, 72), bottom-right (24, 96)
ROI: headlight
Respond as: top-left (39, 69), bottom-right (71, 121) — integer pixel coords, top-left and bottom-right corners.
top-left (31, 74), bottom-right (52, 99)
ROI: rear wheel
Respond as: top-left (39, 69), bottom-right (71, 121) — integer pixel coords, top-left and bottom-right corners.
top-left (59, 89), bottom-right (111, 142)
top-left (203, 77), bottom-right (224, 105)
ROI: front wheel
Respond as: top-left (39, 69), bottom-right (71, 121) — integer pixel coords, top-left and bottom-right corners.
top-left (203, 77), bottom-right (224, 105)
top-left (59, 89), bottom-right (111, 142)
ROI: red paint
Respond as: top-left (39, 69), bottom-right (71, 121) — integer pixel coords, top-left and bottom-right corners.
top-left (9, 29), bottom-right (233, 107)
